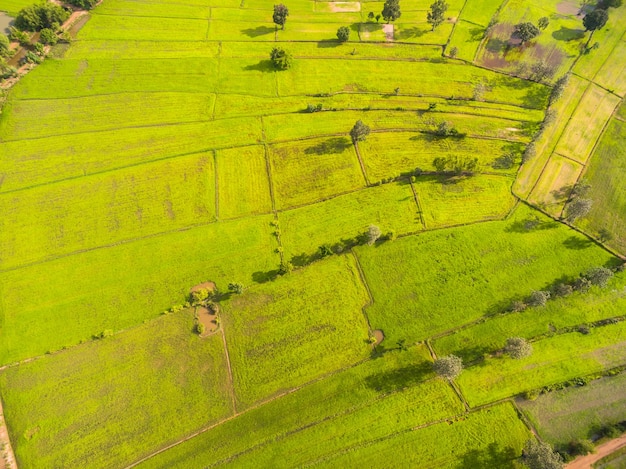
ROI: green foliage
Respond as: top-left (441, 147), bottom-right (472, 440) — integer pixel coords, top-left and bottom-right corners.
top-left (336, 26), bottom-right (350, 42)
top-left (427, 0), bottom-right (448, 31)
top-left (0, 34), bottom-right (9, 57)
top-left (583, 9), bottom-right (609, 31)
top-left (190, 288), bottom-right (210, 305)
top-left (513, 22), bottom-right (541, 44)
top-left (432, 155), bottom-right (478, 174)
top-left (523, 439), bottom-right (563, 469)
top-left (9, 26), bottom-right (30, 46)
top-left (195, 322), bottom-right (205, 334)
top-left (14, 3), bottom-right (69, 32)
top-left (66, 0), bottom-right (99, 9)
top-left (566, 439), bottom-right (595, 458)
top-left (367, 224), bottom-right (382, 245)
top-left (528, 290), bottom-right (551, 307)
top-left (433, 354), bottom-right (463, 379)
top-left (550, 74), bottom-right (570, 105)
top-left (598, 0), bottom-right (622, 7)
top-left (565, 198), bottom-right (593, 222)
top-left (584, 267), bottom-right (614, 287)
top-left (272, 4), bottom-right (289, 30)
top-left (270, 46), bottom-right (293, 70)
top-left (227, 282), bottom-right (244, 294)
top-left (350, 119), bottom-right (370, 142)
top-left (381, 0), bottom-right (401, 23)
top-left (537, 17), bottom-right (550, 30)
top-left (39, 28), bottom-right (58, 45)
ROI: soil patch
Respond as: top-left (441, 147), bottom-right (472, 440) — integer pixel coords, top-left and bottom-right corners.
top-left (328, 2), bottom-right (360, 12)
top-left (197, 306), bottom-right (219, 336)
top-left (383, 24), bottom-right (394, 41)
top-left (190, 281), bottom-right (216, 294)
top-left (556, 0), bottom-right (590, 16)
top-left (373, 329), bottom-right (384, 345)
top-left (0, 13), bottom-right (13, 35)
top-left (565, 434), bottom-right (626, 469)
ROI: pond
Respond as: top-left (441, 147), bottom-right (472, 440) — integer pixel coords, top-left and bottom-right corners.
top-left (0, 12), bottom-right (14, 36)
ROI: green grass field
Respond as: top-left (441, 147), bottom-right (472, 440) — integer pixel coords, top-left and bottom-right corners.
top-left (0, 0), bottom-right (624, 465)
top-left (519, 372), bottom-right (626, 445)
top-left (0, 310), bottom-right (233, 469)
top-left (356, 204), bottom-right (615, 345)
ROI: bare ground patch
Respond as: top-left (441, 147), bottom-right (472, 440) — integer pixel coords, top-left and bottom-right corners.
top-left (197, 306), bottom-right (220, 337)
top-left (383, 24), bottom-right (394, 41)
top-left (328, 2), bottom-right (361, 12)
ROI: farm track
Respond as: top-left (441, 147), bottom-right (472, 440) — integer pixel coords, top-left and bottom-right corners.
top-left (565, 434), bottom-right (626, 469)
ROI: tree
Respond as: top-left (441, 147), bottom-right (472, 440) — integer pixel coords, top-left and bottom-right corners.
top-left (0, 34), bottom-right (9, 57)
top-left (565, 198), bottom-right (592, 222)
top-left (567, 439), bottom-right (595, 457)
top-left (350, 119), bottom-right (370, 143)
top-left (190, 288), bottom-right (210, 305)
top-left (367, 11), bottom-right (375, 21)
top-left (375, 14), bottom-right (381, 22)
top-left (273, 4), bottom-right (289, 30)
top-left (270, 47), bottom-right (293, 70)
top-left (583, 8), bottom-right (609, 32)
top-left (584, 267), bottom-right (613, 287)
top-left (196, 322), bottom-right (206, 335)
top-left (318, 244), bottom-right (333, 257)
top-left (504, 337), bottom-right (533, 359)
top-left (513, 22), bottom-right (541, 44)
top-left (279, 260), bottom-right (293, 275)
top-left (598, 0), bottom-right (623, 7)
top-left (381, 0), bottom-right (401, 23)
top-left (528, 290), bottom-right (550, 307)
top-left (433, 355), bottom-right (463, 379)
top-left (522, 439), bottom-right (563, 469)
top-left (448, 45), bottom-right (458, 58)
top-left (427, 0), bottom-right (448, 31)
top-left (336, 26), bottom-right (350, 42)
top-left (228, 282), bottom-right (244, 294)
top-left (367, 225), bottom-right (382, 245)
top-left (530, 62), bottom-right (555, 82)
top-left (14, 3), bottom-right (70, 32)
top-left (537, 17), bottom-right (550, 30)
top-left (66, 0), bottom-right (98, 8)
top-left (39, 28), bottom-right (58, 45)
top-left (550, 74), bottom-right (570, 104)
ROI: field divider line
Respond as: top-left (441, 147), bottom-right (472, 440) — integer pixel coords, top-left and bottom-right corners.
top-left (350, 250), bottom-right (375, 335)
top-left (220, 328), bottom-right (237, 414)
top-left (510, 399), bottom-right (540, 439)
top-left (213, 150), bottom-right (220, 220)
top-left (352, 141), bottom-right (370, 186)
top-left (444, 0), bottom-right (468, 52)
top-left (408, 177), bottom-right (426, 229)
top-left (424, 340), bottom-right (471, 411)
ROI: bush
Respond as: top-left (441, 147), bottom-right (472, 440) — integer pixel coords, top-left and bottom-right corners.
top-left (66, 0), bottom-right (99, 9)
top-left (567, 439), bottom-right (594, 457)
top-left (504, 337), bottom-right (533, 359)
top-left (196, 322), bottom-right (205, 335)
top-left (528, 290), bottom-right (550, 307)
top-left (336, 26), bottom-right (350, 42)
top-left (433, 355), bottom-right (463, 380)
top-left (0, 34), bottom-right (9, 57)
top-left (15, 3), bottom-right (69, 32)
top-left (270, 47), bottom-right (293, 70)
top-left (9, 27), bottom-right (31, 46)
top-left (584, 267), bottom-right (613, 288)
top-left (39, 28), bottom-right (58, 45)
top-left (190, 288), bottom-right (210, 305)
top-left (228, 282), bottom-right (244, 294)
top-left (553, 283), bottom-right (573, 297)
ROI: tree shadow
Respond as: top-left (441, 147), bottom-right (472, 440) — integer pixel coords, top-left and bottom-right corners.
top-left (395, 26), bottom-right (426, 40)
top-left (522, 85), bottom-right (550, 109)
top-left (452, 344), bottom-right (492, 364)
top-left (252, 269), bottom-right (280, 283)
top-left (317, 39), bottom-right (342, 48)
top-left (304, 137), bottom-right (351, 155)
top-left (505, 218), bottom-right (559, 233)
top-left (456, 442), bottom-right (517, 469)
top-left (552, 27), bottom-right (585, 42)
top-left (364, 361), bottom-right (433, 392)
top-left (241, 26), bottom-right (275, 38)
top-left (468, 27), bottom-right (484, 42)
top-left (563, 236), bottom-right (593, 250)
top-left (243, 60), bottom-right (275, 73)
top-left (486, 37), bottom-right (507, 53)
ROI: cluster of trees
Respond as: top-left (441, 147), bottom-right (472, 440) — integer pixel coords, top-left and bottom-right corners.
top-left (432, 155), bottom-right (478, 175)
top-left (564, 181), bottom-right (593, 222)
top-left (269, 46), bottom-right (293, 70)
top-left (512, 17), bottom-right (549, 45)
top-left (14, 3), bottom-right (69, 32)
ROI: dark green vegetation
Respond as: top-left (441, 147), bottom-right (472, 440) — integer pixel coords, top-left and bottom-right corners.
top-left (0, 0), bottom-right (624, 466)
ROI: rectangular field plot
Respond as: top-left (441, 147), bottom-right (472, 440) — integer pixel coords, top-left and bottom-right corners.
top-left (518, 372), bottom-right (626, 445)
top-left (135, 346), bottom-right (438, 468)
top-left (394, 22), bottom-right (453, 44)
top-left (279, 182), bottom-right (422, 262)
top-left (359, 131), bottom-right (519, 183)
top-left (0, 153), bottom-right (215, 270)
top-left (10, 58), bottom-right (220, 99)
top-left (415, 175), bottom-right (516, 228)
top-left (65, 40), bottom-right (220, 60)
top-left (593, 39), bottom-right (626, 97)
top-left (447, 20), bottom-right (486, 61)
top-left (513, 75), bottom-right (589, 198)
top-left (527, 154), bottom-right (584, 217)
top-left (554, 84), bottom-right (621, 164)
top-left (223, 255), bottom-right (371, 408)
top-left (0, 216), bottom-right (278, 365)
top-left (1, 0), bottom-right (33, 15)
top-left (0, 311), bottom-right (232, 469)
top-left (94, 0), bottom-right (211, 18)
top-left (0, 92), bottom-right (215, 140)
top-left (575, 117), bottom-right (626, 252)
top-left (277, 22), bottom-right (359, 41)
top-left (268, 137), bottom-right (365, 209)
top-left (78, 14), bottom-right (209, 41)
top-left (207, 20), bottom-right (276, 41)
top-left (458, 320), bottom-right (626, 407)
top-left (315, 403), bottom-right (530, 468)
top-left (355, 205), bottom-right (616, 345)
top-left (434, 272), bottom-right (626, 362)
top-left (216, 58), bottom-right (278, 96)
top-left (216, 145), bottom-right (272, 218)
top-left (0, 117), bottom-right (263, 191)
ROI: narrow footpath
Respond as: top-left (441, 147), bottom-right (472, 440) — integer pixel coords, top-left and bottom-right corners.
top-left (565, 434), bottom-right (626, 469)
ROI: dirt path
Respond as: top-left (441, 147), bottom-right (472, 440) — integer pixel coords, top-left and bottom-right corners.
top-left (565, 435), bottom-right (626, 469)
top-left (0, 399), bottom-right (18, 469)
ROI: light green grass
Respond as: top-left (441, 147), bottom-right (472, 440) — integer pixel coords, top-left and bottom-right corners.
top-left (223, 254), bottom-right (371, 408)
top-left (0, 310), bottom-right (232, 469)
top-left (0, 92), bottom-right (215, 140)
top-left (279, 181), bottom-right (422, 262)
top-left (135, 346), bottom-right (437, 468)
top-left (0, 216), bottom-right (278, 365)
top-left (268, 136), bottom-right (365, 209)
top-left (527, 153), bottom-right (584, 216)
top-left (359, 131), bottom-right (521, 182)
top-left (458, 0), bottom-right (504, 27)
top-left (459, 320), bottom-right (626, 406)
top-left (415, 174), bottom-right (516, 228)
top-left (593, 38), bottom-right (626, 97)
top-left (434, 272), bottom-right (626, 362)
top-left (78, 14), bottom-right (209, 41)
top-left (448, 20), bottom-right (487, 61)
top-left (0, 117), bottom-right (263, 191)
top-left (576, 112), bottom-right (626, 253)
top-left (315, 402), bottom-right (530, 468)
top-left (65, 40), bottom-right (221, 60)
top-left (0, 152), bottom-right (215, 269)
top-left (356, 204), bottom-right (616, 345)
top-left (95, 0), bottom-right (210, 18)
top-left (0, 0), bottom-right (31, 16)
top-left (518, 372), bottom-right (626, 445)
top-left (216, 145), bottom-right (272, 219)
